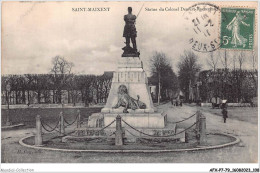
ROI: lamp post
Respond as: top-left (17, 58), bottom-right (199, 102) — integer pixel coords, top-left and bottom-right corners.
top-left (6, 83), bottom-right (11, 126)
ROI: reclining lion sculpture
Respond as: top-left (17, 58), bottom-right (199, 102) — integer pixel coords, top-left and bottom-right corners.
top-left (112, 85), bottom-right (146, 113)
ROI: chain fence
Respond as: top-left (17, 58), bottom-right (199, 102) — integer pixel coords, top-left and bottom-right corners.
top-left (39, 113), bottom-right (78, 137)
top-left (122, 119), bottom-right (198, 138)
top-left (170, 113), bottom-right (197, 124)
top-left (37, 110), bottom-right (200, 144)
top-left (41, 120), bottom-right (60, 133)
top-left (68, 119), bottom-right (116, 138)
top-left (64, 115), bottom-right (79, 127)
top-left (39, 111), bottom-right (116, 139)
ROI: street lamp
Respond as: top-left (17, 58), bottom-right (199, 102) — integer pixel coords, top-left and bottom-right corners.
top-left (6, 83), bottom-right (11, 126)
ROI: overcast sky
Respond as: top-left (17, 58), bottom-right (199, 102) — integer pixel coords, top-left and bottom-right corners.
top-left (2, 1), bottom-right (258, 76)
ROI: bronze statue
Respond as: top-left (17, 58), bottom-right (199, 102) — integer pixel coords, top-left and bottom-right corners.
top-left (122, 7), bottom-right (140, 57)
top-left (113, 85), bottom-right (146, 113)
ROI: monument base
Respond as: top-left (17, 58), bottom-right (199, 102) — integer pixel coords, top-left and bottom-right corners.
top-left (88, 112), bottom-right (167, 129)
top-left (63, 124), bottom-right (185, 143)
top-left (64, 112), bottom-right (187, 143)
top-left (104, 113), bottom-right (167, 128)
top-left (101, 57), bottom-right (156, 113)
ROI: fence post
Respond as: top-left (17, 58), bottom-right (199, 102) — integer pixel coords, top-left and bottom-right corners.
top-left (77, 110), bottom-right (81, 128)
top-left (5, 110), bottom-right (11, 126)
top-left (196, 111), bottom-right (201, 136)
top-left (59, 112), bottom-right (65, 136)
top-left (35, 115), bottom-right (43, 146)
top-left (199, 114), bottom-right (207, 145)
top-left (185, 131), bottom-right (189, 143)
top-left (115, 115), bottom-right (123, 146)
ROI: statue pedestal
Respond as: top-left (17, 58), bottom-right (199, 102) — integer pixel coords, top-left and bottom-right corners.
top-left (87, 56), bottom-right (167, 131)
top-left (101, 57), bottom-right (156, 113)
top-left (104, 113), bottom-right (166, 128)
top-left (87, 112), bottom-right (167, 129)
top-left (88, 109), bottom-right (167, 128)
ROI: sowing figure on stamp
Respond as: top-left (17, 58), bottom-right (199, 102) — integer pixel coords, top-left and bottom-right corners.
top-left (113, 85), bottom-right (146, 113)
top-left (122, 7), bottom-right (138, 55)
top-left (226, 11), bottom-right (250, 48)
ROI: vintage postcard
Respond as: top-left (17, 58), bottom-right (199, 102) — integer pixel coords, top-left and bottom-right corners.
top-left (1, 1), bottom-right (259, 172)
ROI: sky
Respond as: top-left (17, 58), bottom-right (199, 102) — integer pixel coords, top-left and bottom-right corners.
top-left (2, 1), bottom-right (258, 76)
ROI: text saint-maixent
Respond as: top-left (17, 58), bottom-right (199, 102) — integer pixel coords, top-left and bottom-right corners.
top-left (72, 7), bottom-right (110, 12)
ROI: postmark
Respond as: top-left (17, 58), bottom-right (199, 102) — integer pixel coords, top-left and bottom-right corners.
top-left (220, 8), bottom-right (255, 50)
top-left (183, 3), bottom-right (222, 53)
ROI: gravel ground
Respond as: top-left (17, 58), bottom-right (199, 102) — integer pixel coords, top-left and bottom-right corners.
top-left (1, 103), bottom-right (258, 163)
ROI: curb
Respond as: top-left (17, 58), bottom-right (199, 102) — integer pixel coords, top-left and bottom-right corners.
top-left (2, 124), bottom-right (25, 130)
top-left (19, 133), bottom-right (240, 153)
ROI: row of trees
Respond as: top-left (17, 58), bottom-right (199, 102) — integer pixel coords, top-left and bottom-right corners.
top-left (1, 73), bottom-right (112, 105)
top-left (177, 50), bottom-right (257, 103)
top-left (1, 56), bottom-right (113, 105)
top-left (149, 50), bottom-right (257, 104)
top-left (199, 69), bottom-right (257, 102)
top-left (1, 52), bottom-right (257, 105)
top-left (202, 50), bottom-right (257, 102)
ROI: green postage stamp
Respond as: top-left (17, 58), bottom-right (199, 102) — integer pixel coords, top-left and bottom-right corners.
top-left (220, 8), bottom-right (255, 50)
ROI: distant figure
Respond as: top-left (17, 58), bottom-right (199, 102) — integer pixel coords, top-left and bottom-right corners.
top-left (179, 99), bottom-right (183, 107)
top-left (221, 103), bottom-right (228, 123)
top-left (170, 97), bottom-right (174, 105)
top-left (123, 7), bottom-right (137, 52)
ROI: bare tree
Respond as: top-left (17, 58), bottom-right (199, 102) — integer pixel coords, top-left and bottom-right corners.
top-left (1, 76), bottom-right (10, 105)
top-left (31, 74), bottom-right (50, 104)
top-left (238, 51), bottom-right (246, 70)
top-left (178, 51), bottom-right (201, 101)
top-left (50, 56), bottom-right (74, 103)
top-left (220, 50), bottom-right (231, 70)
top-left (102, 75), bottom-right (112, 103)
top-left (24, 74), bottom-right (34, 105)
top-left (150, 52), bottom-right (171, 105)
top-left (207, 52), bottom-right (219, 71)
top-left (51, 56), bottom-right (74, 75)
top-left (65, 74), bottom-right (79, 106)
top-left (232, 55), bottom-right (237, 70)
top-left (251, 52), bottom-right (256, 71)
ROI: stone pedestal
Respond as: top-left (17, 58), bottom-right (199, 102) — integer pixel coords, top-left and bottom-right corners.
top-left (101, 57), bottom-right (156, 113)
top-left (88, 112), bottom-right (167, 129)
top-left (86, 56), bottom-right (169, 139)
top-left (104, 113), bottom-right (166, 128)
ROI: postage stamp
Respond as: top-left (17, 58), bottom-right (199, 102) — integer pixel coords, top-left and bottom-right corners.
top-left (220, 8), bottom-right (255, 50)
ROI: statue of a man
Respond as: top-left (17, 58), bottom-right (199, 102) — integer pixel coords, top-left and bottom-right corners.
top-left (123, 7), bottom-right (137, 52)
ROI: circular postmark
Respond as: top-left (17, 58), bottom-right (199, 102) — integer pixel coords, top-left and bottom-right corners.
top-left (183, 3), bottom-right (222, 53)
